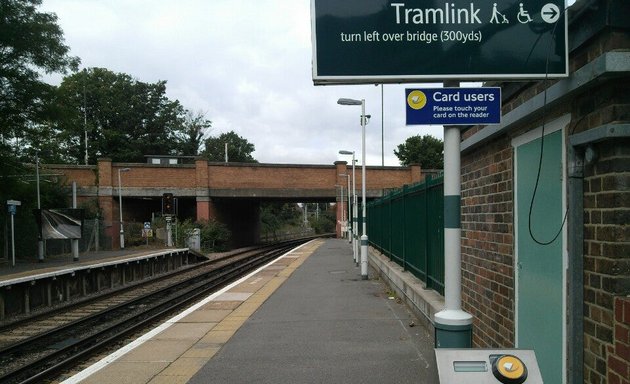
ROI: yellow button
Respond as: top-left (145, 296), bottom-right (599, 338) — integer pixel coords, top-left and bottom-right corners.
top-left (492, 355), bottom-right (527, 384)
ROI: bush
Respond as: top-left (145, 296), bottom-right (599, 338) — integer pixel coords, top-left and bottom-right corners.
top-left (174, 219), bottom-right (231, 253)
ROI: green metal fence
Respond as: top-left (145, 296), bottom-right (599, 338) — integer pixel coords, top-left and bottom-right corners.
top-left (367, 175), bottom-right (444, 295)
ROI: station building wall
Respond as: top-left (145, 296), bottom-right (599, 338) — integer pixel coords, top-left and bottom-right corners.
top-left (459, 1), bottom-right (629, 382)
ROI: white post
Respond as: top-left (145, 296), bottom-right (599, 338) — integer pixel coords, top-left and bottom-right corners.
top-left (434, 81), bottom-right (473, 347)
top-left (166, 216), bottom-right (173, 247)
top-left (72, 182), bottom-right (79, 261)
top-left (10, 213), bottom-right (15, 267)
top-left (340, 185), bottom-right (345, 238)
top-left (117, 168), bottom-right (130, 249)
top-left (360, 99), bottom-right (368, 280)
top-left (36, 153), bottom-right (44, 262)
top-left (346, 174), bottom-right (351, 243)
top-left (6, 200), bottom-right (20, 267)
top-left (352, 153), bottom-right (358, 265)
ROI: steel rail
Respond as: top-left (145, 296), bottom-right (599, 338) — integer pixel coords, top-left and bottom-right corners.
top-left (0, 239), bottom-right (310, 384)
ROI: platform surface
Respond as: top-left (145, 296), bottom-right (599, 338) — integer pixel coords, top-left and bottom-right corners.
top-left (61, 238), bottom-right (438, 383)
top-left (0, 248), bottom-right (184, 283)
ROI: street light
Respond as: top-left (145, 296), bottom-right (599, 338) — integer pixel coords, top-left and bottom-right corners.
top-left (338, 97), bottom-right (369, 280)
top-left (339, 150), bottom-right (357, 261)
top-left (118, 167), bottom-right (130, 249)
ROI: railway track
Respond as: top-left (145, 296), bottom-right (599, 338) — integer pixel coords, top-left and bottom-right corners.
top-left (0, 238), bottom-right (313, 384)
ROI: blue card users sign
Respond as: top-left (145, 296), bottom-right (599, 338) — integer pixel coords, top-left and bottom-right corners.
top-left (406, 87), bottom-right (501, 125)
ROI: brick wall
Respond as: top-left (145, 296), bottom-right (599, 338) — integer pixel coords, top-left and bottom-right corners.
top-left (110, 165), bottom-right (197, 189)
top-left (461, 135), bottom-right (515, 348)
top-left (608, 297), bottom-right (630, 384)
top-left (45, 164), bottom-right (97, 187)
top-left (205, 163), bottom-right (415, 191)
top-left (583, 138), bottom-right (630, 383)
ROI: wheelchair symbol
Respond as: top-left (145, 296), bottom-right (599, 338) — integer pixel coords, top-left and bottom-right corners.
top-left (517, 3), bottom-right (533, 23)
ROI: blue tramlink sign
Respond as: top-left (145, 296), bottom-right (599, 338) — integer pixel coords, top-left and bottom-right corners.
top-left (406, 87), bottom-right (501, 125)
top-left (311, 0), bottom-right (568, 84)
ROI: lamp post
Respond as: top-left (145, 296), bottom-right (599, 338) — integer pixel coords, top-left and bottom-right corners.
top-left (118, 167), bottom-right (130, 249)
top-left (338, 98), bottom-right (369, 280)
top-left (339, 150), bottom-right (357, 262)
top-left (35, 152), bottom-right (45, 262)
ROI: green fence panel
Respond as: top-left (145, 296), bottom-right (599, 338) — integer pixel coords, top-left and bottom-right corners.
top-left (404, 186), bottom-right (427, 281)
top-left (426, 177), bottom-right (445, 294)
top-left (367, 175), bottom-right (444, 295)
top-left (390, 191), bottom-right (405, 265)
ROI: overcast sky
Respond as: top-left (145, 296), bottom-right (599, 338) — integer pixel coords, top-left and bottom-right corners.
top-left (39, 0), bottom-right (446, 166)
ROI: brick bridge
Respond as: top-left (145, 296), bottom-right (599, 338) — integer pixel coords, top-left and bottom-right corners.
top-left (47, 158), bottom-right (429, 247)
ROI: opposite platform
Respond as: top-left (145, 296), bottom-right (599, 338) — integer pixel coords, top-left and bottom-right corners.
top-left (62, 238), bottom-right (438, 383)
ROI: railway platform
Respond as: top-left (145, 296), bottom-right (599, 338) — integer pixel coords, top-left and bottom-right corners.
top-left (0, 248), bottom-right (182, 281)
top-left (60, 238), bottom-right (439, 383)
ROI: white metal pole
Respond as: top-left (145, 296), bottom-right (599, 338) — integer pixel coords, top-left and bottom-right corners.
top-left (347, 174), bottom-right (351, 243)
top-left (118, 169), bottom-right (125, 249)
top-left (434, 80), bottom-right (473, 347)
top-left (340, 185), bottom-right (344, 238)
top-left (84, 85), bottom-right (88, 166)
top-left (352, 152), bottom-right (358, 265)
top-left (360, 99), bottom-right (368, 280)
top-left (72, 182), bottom-right (79, 261)
top-left (36, 153), bottom-right (44, 262)
top-left (381, 84), bottom-right (384, 166)
top-left (10, 213), bottom-right (15, 267)
top-left (442, 126), bottom-right (462, 311)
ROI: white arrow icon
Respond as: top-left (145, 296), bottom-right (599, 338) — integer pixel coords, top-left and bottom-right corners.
top-left (541, 3), bottom-right (560, 23)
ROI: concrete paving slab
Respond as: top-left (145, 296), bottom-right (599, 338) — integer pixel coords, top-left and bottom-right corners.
top-left (156, 356), bottom-right (207, 376)
top-left (214, 292), bottom-right (252, 301)
top-left (79, 361), bottom-right (169, 384)
top-left (179, 309), bottom-right (231, 323)
top-left (147, 375), bottom-right (189, 384)
top-left (199, 300), bottom-right (241, 310)
top-left (181, 344), bottom-right (221, 358)
top-left (152, 322), bottom-right (216, 341)
top-left (117, 339), bottom-right (192, 362)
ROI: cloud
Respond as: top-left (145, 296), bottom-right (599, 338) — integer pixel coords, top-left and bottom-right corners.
top-left (41, 0), bottom-right (445, 166)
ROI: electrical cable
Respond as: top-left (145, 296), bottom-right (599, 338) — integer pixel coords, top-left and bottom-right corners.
top-left (527, 4), bottom-right (571, 246)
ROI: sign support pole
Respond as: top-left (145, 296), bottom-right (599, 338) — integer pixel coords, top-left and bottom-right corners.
top-left (434, 80), bottom-right (473, 348)
top-left (10, 213), bottom-right (16, 267)
top-left (72, 182), bottom-right (79, 261)
top-left (6, 200), bottom-right (21, 267)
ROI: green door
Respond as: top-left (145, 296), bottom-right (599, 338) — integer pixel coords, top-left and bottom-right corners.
top-left (515, 128), bottom-right (565, 384)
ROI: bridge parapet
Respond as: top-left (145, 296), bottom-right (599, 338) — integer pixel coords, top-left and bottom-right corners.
top-left (44, 158), bottom-right (430, 247)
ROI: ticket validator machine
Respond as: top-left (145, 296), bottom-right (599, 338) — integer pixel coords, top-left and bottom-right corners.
top-left (435, 349), bottom-right (543, 383)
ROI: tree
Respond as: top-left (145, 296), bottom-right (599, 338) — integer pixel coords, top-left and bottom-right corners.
top-left (202, 131), bottom-right (257, 163)
top-left (54, 68), bottom-right (188, 163)
top-left (0, 0), bottom-right (79, 258)
top-left (176, 110), bottom-right (212, 156)
top-left (0, 0), bottom-right (79, 160)
top-left (394, 134), bottom-right (444, 169)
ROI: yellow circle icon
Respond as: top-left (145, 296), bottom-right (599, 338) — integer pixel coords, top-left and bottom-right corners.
top-left (407, 90), bottom-right (427, 110)
top-left (493, 355), bottom-right (528, 384)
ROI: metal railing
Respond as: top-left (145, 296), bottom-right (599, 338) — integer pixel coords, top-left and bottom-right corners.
top-left (367, 174), bottom-right (445, 295)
